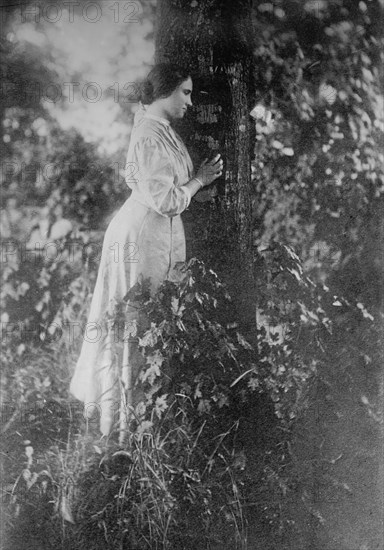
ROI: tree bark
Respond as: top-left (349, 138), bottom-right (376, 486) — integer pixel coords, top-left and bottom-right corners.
top-left (155, 0), bottom-right (256, 335)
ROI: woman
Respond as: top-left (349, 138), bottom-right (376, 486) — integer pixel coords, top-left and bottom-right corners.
top-left (70, 64), bottom-right (224, 436)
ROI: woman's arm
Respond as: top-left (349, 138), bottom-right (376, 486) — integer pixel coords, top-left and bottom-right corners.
top-left (133, 137), bottom-right (191, 217)
top-left (182, 177), bottom-right (205, 203)
top-left (182, 155), bottom-right (223, 202)
top-left (132, 138), bottom-right (223, 217)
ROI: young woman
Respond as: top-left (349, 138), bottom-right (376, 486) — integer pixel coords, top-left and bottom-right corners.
top-left (70, 63), bottom-right (224, 436)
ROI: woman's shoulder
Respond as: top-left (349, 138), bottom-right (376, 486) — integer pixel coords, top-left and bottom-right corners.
top-left (127, 126), bottom-right (167, 165)
top-left (131, 120), bottom-right (168, 148)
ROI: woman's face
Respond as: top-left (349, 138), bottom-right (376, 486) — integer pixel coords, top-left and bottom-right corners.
top-left (163, 77), bottom-right (193, 120)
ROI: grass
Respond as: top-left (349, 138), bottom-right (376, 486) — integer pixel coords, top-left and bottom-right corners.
top-left (1, 380), bottom-right (250, 550)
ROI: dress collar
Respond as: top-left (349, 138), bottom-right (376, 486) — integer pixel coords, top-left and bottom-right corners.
top-left (143, 112), bottom-right (171, 127)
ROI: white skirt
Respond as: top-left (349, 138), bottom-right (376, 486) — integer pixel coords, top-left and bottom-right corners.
top-left (69, 195), bottom-right (186, 434)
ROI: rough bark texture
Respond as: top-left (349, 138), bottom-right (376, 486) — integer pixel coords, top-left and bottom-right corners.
top-left (155, 0), bottom-right (256, 334)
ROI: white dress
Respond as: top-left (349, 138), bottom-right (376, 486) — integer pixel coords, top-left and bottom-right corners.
top-left (70, 105), bottom-right (194, 434)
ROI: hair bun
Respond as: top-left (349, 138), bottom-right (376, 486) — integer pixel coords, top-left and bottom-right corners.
top-left (139, 79), bottom-right (154, 105)
top-left (136, 64), bottom-right (191, 106)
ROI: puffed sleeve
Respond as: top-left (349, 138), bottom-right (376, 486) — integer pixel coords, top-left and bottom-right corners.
top-left (133, 136), bottom-right (191, 217)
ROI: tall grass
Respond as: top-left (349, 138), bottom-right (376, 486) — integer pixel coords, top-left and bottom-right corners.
top-left (2, 385), bottom-right (248, 549)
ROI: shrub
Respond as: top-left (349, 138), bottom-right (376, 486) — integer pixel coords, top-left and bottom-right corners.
top-left (2, 248), bottom-right (380, 549)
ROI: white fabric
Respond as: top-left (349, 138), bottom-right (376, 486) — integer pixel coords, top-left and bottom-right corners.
top-left (69, 104), bottom-right (194, 434)
top-left (182, 184), bottom-right (192, 208)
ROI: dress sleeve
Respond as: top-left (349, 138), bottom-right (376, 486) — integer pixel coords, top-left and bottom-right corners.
top-left (134, 136), bottom-right (191, 217)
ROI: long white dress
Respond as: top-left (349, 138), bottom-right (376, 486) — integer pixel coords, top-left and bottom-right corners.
top-left (70, 105), bottom-right (194, 435)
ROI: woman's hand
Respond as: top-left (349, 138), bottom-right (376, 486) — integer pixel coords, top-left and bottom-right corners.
top-left (196, 154), bottom-right (224, 187)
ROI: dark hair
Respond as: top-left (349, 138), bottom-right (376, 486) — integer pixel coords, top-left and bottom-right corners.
top-left (138, 63), bottom-right (191, 105)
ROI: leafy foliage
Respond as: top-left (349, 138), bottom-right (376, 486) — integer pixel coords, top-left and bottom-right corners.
top-left (251, 0), bottom-right (384, 310)
top-left (2, 243), bottom-right (380, 548)
top-left (1, 232), bottom-right (98, 343)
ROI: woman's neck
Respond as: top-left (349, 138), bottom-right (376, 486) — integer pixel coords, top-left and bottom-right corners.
top-left (145, 103), bottom-right (171, 122)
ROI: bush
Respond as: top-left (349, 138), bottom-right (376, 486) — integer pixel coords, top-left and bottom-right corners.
top-left (2, 248), bottom-right (380, 549)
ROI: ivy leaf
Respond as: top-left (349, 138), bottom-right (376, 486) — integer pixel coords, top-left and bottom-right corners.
top-left (236, 332), bottom-right (253, 350)
top-left (197, 399), bottom-right (211, 414)
top-left (248, 377), bottom-right (260, 391)
top-left (194, 383), bottom-right (202, 399)
top-left (155, 394), bottom-right (168, 419)
top-left (171, 296), bottom-right (185, 317)
top-left (136, 420), bottom-right (153, 437)
top-left (217, 394), bottom-right (229, 408)
top-left (141, 350), bottom-right (164, 385)
top-left (139, 323), bottom-right (161, 347)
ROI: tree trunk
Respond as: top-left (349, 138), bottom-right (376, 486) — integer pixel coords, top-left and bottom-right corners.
top-left (155, 0), bottom-right (256, 335)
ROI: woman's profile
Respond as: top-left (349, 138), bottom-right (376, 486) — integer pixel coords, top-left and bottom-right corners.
top-left (70, 63), bottom-right (224, 436)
